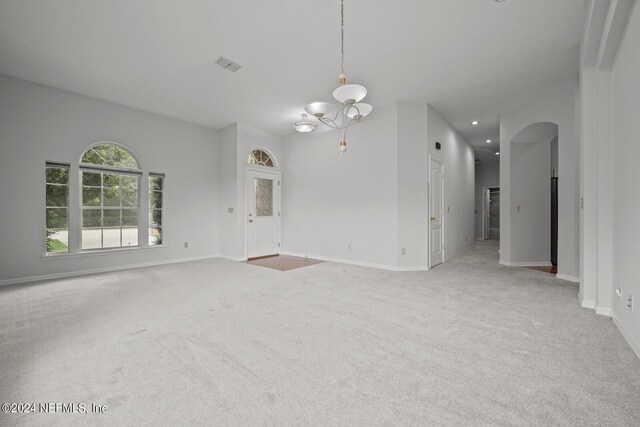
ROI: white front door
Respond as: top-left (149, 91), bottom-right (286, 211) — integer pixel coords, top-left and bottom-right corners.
top-left (246, 169), bottom-right (281, 259)
top-left (430, 158), bottom-right (444, 267)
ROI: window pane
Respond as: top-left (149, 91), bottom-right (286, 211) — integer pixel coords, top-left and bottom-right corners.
top-left (249, 149), bottom-right (274, 167)
top-left (103, 187), bottom-right (120, 206)
top-left (122, 189), bottom-right (137, 207)
top-left (83, 209), bottom-right (102, 227)
top-left (122, 227), bottom-right (138, 247)
top-left (103, 227), bottom-right (121, 248)
top-left (150, 209), bottom-right (162, 227)
top-left (150, 191), bottom-right (162, 209)
top-left (46, 184), bottom-right (68, 207)
top-left (103, 209), bottom-right (121, 227)
top-left (46, 167), bottom-right (69, 184)
top-left (255, 178), bottom-right (273, 216)
top-left (81, 229), bottom-right (102, 250)
top-left (81, 144), bottom-right (139, 169)
top-left (82, 171), bottom-right (101, 187)
top-left (149, 227), bottom-right (162, 245)
top-left (82, 187), bottom-right (101, 206)
top-left (121, 175), bottom-right (137, 189)
top-left (103, 173), bottom-right (120, 188)
top-left (46, 208), bottom-right (68, 229)
top-left (122, 209), bottom-right (138, 227)
top-left (46, 228), bottom-right (68, 253)
top-left (150, 176), bottom-right (163, 191)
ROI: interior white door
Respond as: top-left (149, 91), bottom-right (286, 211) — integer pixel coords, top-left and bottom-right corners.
top-left (430, 158), bottom-right (444, 267)
top-left (483, 188), bottom-right (491, 240)
top-left (247, 170), bottom-right (281, 258)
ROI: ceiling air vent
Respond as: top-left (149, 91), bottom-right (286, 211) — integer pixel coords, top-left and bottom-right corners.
top-left (214, 56), bottom-right (242, 72)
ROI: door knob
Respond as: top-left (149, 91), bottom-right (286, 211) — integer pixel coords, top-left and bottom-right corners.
top-left (248, 219), bottom-right (253, 223)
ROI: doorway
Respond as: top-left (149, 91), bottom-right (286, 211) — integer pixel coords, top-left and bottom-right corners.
top-left (246, 169), bottom-right (281, 259)
top-left (482, 187), bottom-right (500, 240)
top-left (429, 158), bottom-right (444, 268)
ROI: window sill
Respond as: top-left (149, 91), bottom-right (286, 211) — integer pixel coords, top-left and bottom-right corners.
top-left (42, 244), bottom-right (170, 259)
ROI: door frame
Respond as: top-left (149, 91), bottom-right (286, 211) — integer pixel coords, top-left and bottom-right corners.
top-left (428, 156), bottom-right (445, 268)
top-left (244, 167), bottom-right (282, 260)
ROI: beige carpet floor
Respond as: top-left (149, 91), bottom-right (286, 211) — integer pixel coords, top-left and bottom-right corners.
top-left (1, 241), bottom-right (639, 426)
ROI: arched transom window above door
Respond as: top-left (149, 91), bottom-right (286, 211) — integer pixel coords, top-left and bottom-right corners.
top-left (248, 149), bottom-right (275, 167)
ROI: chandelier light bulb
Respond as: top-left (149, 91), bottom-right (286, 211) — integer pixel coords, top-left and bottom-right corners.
top-left (339, 140), bottom-right (347, 154)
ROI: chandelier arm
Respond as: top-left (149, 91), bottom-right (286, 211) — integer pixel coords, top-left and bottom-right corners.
top-left (318, 117), bottom-right (340, 129)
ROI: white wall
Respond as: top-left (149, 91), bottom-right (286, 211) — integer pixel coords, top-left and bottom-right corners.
top-left (218, 124), bottom-right (239, 259)
top-left (611, 2), bottom-right (640, 357)
top-left (397, 103), bottom-right (429, 268)
top-left (281, 103), bottom-right (474, 270)
top-left (0, 74), bottom-right (220, 283)
top-left (427, 106), bottom-right (476, 261)
top-left (281, 104), bottom-right (399, 269)
top-left (474, 162), bottom-right (500, 239)
top-left (510, 142), bottom-right (551, 264)
top-left (499, 78), bottom-right (580, 278)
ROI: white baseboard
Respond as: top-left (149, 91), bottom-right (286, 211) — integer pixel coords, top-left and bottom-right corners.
top-left (556, 273), bottom-right (580, 283)
top-left (612, 313), bottom-right (640, 361)
top-left (499, 260), bottom-right (552, 267)
top-left (279, 251), bottom-right (429, 272)
top-left (0, 254), bottom-right (221, 287)
top-left (581, 299), bottom-right (596, 309)
top-left (219, 255), bottom-right (247, 262)
top-left (595, 307), bottom-right (612, 317)
top-left (396, 265), bottom-right (430, 272)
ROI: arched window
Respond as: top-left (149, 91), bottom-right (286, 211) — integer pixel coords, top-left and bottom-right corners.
top-left (81, 143), bottom-right (140, 169)
top-left (79, 143), bottom-right (142, 250)
top-left (248, 149), bottom-right (275, 167)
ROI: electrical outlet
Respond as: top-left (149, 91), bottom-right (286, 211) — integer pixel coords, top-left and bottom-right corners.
top-left (184, 242), bottom-right (189, 248)
top-left (616, 288), bottom-right (622, 298)
top-left (627, 295), bottom-right (634, 311)
top-left (347, 243), bottom-right (352, 251)
top-left (401, 247), bottom-right (406, 255)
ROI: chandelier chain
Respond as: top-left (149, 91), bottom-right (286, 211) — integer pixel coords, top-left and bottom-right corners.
top-left (341, 0), bottom-right (344, 75)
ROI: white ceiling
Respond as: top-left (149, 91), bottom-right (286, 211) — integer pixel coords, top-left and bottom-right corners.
top-left (0, 0), bottom-right (584, 159)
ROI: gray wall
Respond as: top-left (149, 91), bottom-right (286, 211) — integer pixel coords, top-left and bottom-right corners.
top-left (611, 2), bottom-right (640, 358)
top-left (0, 75), bottom-right (220, 283)
top-left (510, 142), bottom-right (551, 264)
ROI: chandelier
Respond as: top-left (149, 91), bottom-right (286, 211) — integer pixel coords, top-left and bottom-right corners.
top-left (293, 0), bottom-right (373, 154)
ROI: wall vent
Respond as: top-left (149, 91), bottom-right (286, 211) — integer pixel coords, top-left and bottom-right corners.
top-left (215, 56), bottom-right (242, 72)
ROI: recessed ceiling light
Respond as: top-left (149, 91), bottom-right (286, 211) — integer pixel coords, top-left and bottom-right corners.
top-left (495, 151), bottom-right (500, 156)
top-left (472, 121), bottom-right (479, 125)
top-left (494, 0), bottom-right (507, 2)
top-left (486, 139), bottom-right (492, 143)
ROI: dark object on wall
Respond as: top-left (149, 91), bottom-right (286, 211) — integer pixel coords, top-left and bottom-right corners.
top-left (435, 141), bottom-right (441, 150)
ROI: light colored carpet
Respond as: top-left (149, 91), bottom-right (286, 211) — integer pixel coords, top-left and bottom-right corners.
top-left (1, 241), bottom-right (639, 426)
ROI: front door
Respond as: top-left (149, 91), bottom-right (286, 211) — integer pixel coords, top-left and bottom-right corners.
top-left (247, 170), bottom-right (281, 259)
top-left (430, 158), bottom-right (444, 267)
